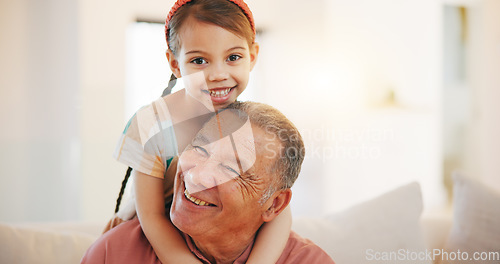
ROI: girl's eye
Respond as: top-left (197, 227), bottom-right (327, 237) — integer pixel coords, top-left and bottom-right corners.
top-left (227, 54), bottom-right (242, 62)
top-left (190, 58), bottom-right (207, 65)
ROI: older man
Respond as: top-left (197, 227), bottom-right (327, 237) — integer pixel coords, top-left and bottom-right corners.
top-left (82, 102), bottom-right (334, 264)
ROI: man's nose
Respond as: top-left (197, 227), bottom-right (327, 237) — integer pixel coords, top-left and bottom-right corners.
top-left (207, 62), bottom-right (229, 82)
top-left (185, 160), bottom-right (223, 192)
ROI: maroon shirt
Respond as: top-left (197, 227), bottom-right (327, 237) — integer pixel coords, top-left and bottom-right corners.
top-left (81, 218), bottom-right (334, 264)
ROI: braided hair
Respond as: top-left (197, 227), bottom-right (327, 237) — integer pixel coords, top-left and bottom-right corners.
top-left (113, 77), bottom-right (176, 213)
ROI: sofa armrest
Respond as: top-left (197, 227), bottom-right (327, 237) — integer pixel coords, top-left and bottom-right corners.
top-left (0, 222), bottom-right (103, 264)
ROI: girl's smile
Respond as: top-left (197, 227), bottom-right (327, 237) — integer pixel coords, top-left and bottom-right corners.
top-left (204, 86), bottom-right (236, 103)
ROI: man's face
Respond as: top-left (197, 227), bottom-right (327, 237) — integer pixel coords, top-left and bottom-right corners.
top-left (170, 110), bottom-right (280, 240)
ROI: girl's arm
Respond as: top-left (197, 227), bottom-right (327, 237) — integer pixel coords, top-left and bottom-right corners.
top-left (246, 205), bottom-right (292, 264)
top-left (134, 170), bottom-right (202, 264)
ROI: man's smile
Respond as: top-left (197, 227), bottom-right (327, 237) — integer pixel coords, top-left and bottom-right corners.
top-left (184, 189), bottom-right (216, 207)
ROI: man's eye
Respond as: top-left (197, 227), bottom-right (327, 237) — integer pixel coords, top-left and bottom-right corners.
top-left (227, 54), bottom-right (241, 62)
top-left (193, 146), bottom-right (208, 155)
top-left (224, 165), bottom-right (240, 176)
top-left (190, 58), bottom-right (207, 65)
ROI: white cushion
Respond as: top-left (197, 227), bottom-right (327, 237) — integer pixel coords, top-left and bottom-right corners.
top-left (292, 182), bottom-right (431, 264)
top-left (0, 223), bottom-right (97, 264)
top-left (441, 174), bottom-right (500, 264)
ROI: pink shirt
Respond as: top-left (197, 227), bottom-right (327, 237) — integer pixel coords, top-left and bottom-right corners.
top-left (82, 218), bottom-right (335, 264)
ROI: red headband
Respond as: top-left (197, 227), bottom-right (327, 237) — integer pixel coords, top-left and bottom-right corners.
top-left (164, 0), bottom-right (255, 47)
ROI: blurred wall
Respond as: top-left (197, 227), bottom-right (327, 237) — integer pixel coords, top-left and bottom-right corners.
top-left (0, 0), bottom-right (81, 221)
top-left (465, 0), bottom-right (500, 191)
top-left (252, 0), bottom-right (446, 214)
top-left (78, 0), bottom-right (134, 222)
top-left (0, 0), bottom-right (137, 222)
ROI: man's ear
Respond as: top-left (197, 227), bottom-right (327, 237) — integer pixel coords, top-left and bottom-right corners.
top-left (249, 42), bottom-right (259, 71)
top-left (262, 189), bottom-right (291, 222)
top-left (166, 49), bottom-right (181, 78)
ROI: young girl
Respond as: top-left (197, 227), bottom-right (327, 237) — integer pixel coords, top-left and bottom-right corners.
top-left (111, 0), bottom-right (292, 263)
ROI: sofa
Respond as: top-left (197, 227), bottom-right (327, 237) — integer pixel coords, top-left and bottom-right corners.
top-left (1, 174), bottom-right (498, 264)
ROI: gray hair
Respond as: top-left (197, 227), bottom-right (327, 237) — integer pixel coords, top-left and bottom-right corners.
top-left (225, 101), bottom-right (305, 203)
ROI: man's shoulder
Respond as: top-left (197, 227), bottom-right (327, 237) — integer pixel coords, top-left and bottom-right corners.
top-left (276, 231), bottom-right (335, 264)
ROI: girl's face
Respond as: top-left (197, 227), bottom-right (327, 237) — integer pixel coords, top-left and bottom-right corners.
top-left (167, 16), bottom-right (259, 111)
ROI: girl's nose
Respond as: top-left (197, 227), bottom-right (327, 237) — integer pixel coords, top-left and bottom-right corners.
top-left (207, 63), bottom-right (229, 82)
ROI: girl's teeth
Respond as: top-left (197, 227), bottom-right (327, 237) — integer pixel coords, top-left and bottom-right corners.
top-left (209, 88), bottom-right (231, 97)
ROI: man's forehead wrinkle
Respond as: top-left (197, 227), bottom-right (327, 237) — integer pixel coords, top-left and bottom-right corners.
top-left (232, 119), bottom-right (258, 169)
top-left (240, 138), bottom-right (256, 161)
top-left (193, 132), bottom-right (210, 145)
top-left (195, 127), bottom-right (253, 147)
top-left (195, 120), bottom-right (228, 145)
